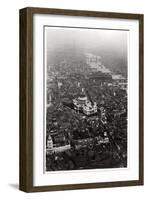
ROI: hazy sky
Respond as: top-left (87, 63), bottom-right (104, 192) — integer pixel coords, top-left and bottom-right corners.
top-left (45, 26), bottom-right (128, 58)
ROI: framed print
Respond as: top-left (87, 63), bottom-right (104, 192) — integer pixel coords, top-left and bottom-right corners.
top-left (19, 7), bottom-right (144, 192)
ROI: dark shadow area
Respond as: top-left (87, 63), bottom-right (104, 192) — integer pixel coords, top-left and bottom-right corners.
top-left (8, 183), bottom-right (19, 190)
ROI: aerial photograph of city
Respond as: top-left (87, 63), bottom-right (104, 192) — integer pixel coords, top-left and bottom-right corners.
top-left (45, 26), bottom-right (128, 172)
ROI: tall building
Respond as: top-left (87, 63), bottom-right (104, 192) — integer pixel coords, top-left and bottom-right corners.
top-left (73, 95), bottom-right (97, 116)
top-left (46, 135), bottom-right (71, 155)
top-left (46, 135), bottom-right (54, 155)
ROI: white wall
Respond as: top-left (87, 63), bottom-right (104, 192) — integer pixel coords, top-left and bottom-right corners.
top-left (0, 0), bottom-right (146, 199)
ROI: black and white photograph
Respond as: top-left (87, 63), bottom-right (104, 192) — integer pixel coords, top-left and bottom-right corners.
top-left (19, 7), bottom-right (143, 192)
top-left (45, 26), bottom-right (128, 172)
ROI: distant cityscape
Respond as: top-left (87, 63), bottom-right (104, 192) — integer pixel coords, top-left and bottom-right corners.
top-left (45, 51), bottom-right (128, 171)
